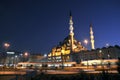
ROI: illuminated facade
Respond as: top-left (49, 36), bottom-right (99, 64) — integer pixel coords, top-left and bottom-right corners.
top-left (0, 51), bottom-right (24, 67)
top-left (48, 13), bottom-right (87, 62)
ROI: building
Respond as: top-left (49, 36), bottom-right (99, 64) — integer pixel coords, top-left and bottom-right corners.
top-left (72, 45), bottom-right (120, 64)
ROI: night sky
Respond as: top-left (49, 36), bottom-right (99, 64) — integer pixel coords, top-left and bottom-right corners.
top-left (0, 0), bottom-right (120, 54)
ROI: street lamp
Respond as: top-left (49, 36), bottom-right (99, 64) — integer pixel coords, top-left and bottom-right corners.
top-left (3, 43), bottom-right (10, 67)
top-left (83, 39), bottom-right (89, 68)
top-left (99, 50), bottom-right (104, 70)
top-left (43, 54), bottom-right (47, 70)
top-left (84, 39), bottom-right (88, 46)
top-left (24, 52), bottom-right (28, 56)
top-left (4, 43), bottom-right (10, 50)
top-left (105, 43), bottom-right (109, 48)
top-left (24, 52), bottom-right (29, 61)
top-left (44, 54), bottom-right (47, 62)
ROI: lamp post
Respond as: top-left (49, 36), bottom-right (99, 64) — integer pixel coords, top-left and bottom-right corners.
top-left (99, 50), bottom-right (104, 70)
top-left (44, 54), bottom-right (47, 62)
top-left (44, 54), bottom-right (47, 64)
top-left (84, 39), bottom-right (88, 46)
top-left (61, 49), bottom-right (64, 69)
top-left (43, 54), bottom-right (47, 70)
top-left (3, 43), bottom-right (10, 66)
top-left (24, 52), bottom-right (29, 62)
top-left (84, 39), bottom-right (89, 69)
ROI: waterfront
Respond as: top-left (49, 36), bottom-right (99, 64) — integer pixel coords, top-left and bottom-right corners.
top-left (0, 69), bottom-right (120, 80)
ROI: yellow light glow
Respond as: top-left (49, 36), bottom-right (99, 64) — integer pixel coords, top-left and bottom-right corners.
top-left (4, 43), bottom-right (10, 48)
top-left (84, 39), bottom-right (88, 45)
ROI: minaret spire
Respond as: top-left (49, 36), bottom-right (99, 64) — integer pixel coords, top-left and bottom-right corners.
top-left (69, 12), bottom-right (74, 51)
top-left (90, 23), bottom-right (95, 50)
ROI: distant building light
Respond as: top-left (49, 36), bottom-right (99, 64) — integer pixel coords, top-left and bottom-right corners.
top-left (7, 52), bottom-right (15, 54)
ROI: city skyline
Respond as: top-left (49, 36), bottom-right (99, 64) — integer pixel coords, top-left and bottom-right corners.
top-left (0, 0), bottom-right (120, 53)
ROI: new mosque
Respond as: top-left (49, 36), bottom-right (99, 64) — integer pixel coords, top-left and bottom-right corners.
top-left (48, 13), bottom-right (87, 62)
top-left (47, 13), bottom-right (95, 63)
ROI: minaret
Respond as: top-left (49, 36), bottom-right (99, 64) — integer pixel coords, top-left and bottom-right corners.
top-left (69, 12), bottom-right (74, 51)
top-left (90, 24), bottom-right (95, 49)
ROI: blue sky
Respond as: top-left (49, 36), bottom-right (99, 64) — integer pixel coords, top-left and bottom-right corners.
top-left (0, 0), bottom-right (120, 53)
